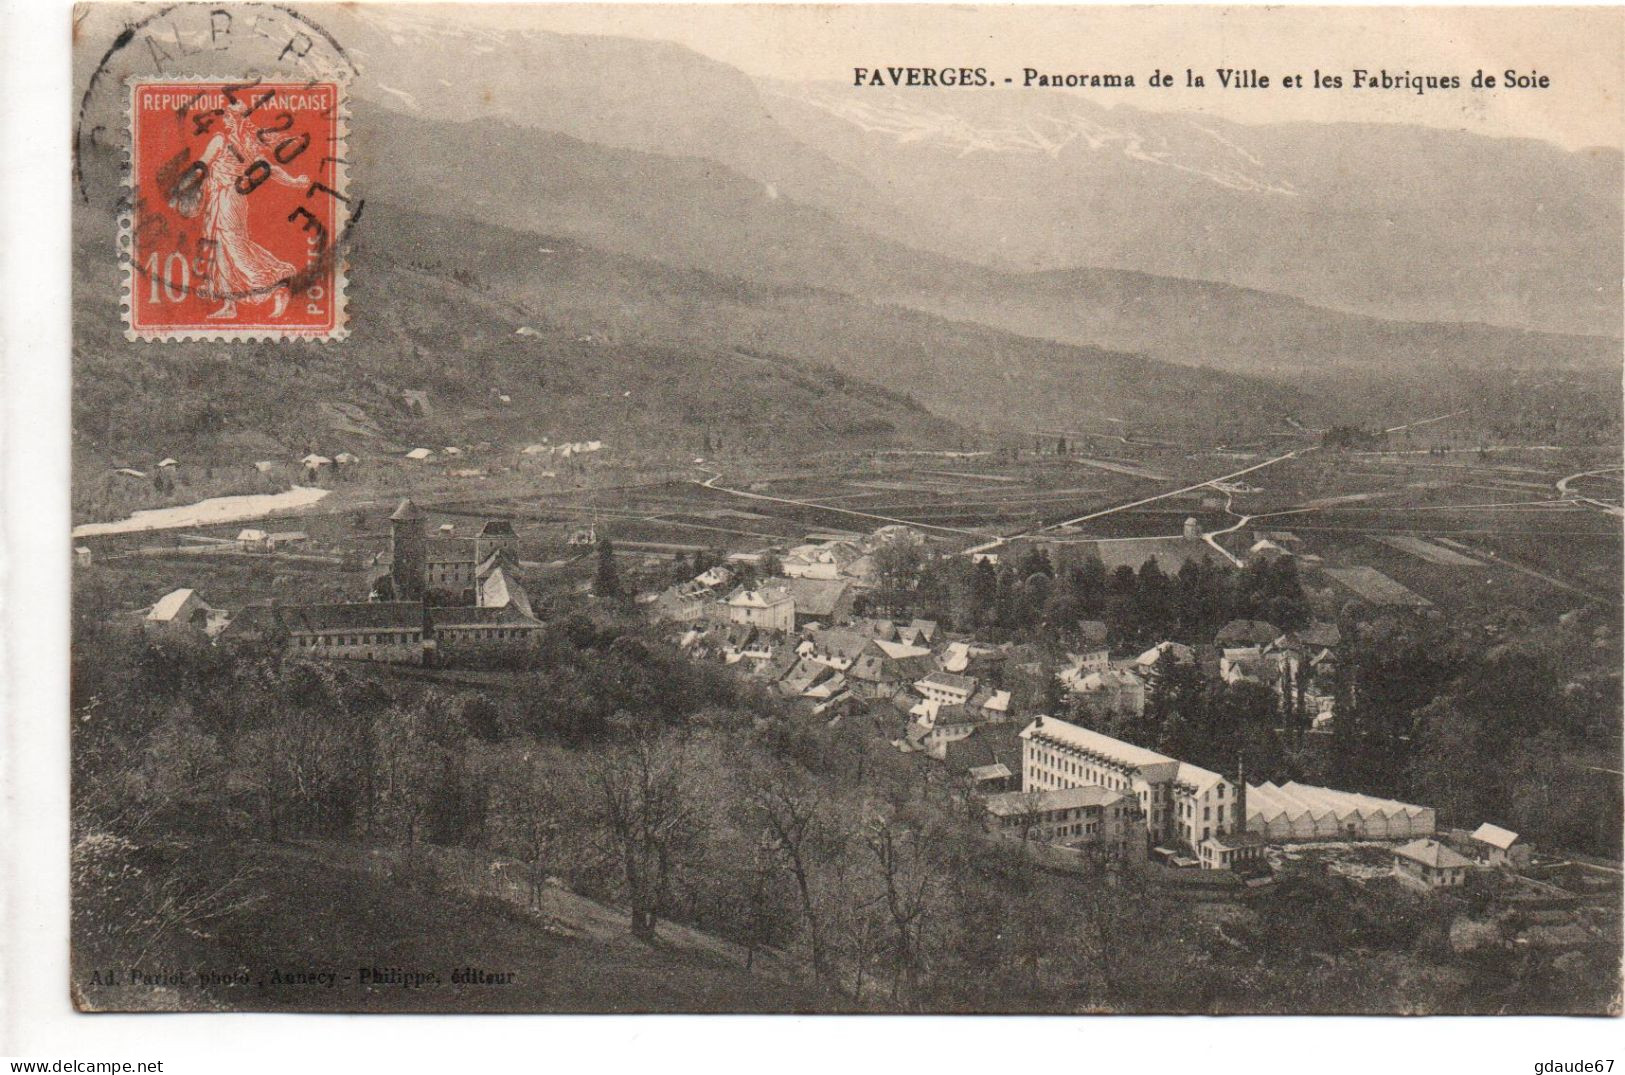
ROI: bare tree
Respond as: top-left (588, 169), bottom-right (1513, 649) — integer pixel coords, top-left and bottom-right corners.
top-left (373, 703), bottom-right (450, 863)
top-left (489, 750), bottom-right (576, 906)
top-left (1003, 789), bottom-right (1051, 848)
top-left (591, 716), bottom-right (699, 942)
top-left (745, 760), bottom-right (838, 979)
top-left (862, 805), bottom-right (937, 1002)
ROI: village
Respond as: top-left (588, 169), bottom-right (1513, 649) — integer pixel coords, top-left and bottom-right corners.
top-left (112, 450), bottom-right (1620, 942)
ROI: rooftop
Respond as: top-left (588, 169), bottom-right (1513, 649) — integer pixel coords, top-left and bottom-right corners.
top-left (1020, 716), bottom-right (1179, 776)
top-left (728, 588), bottom-right (793, 609)
top-left (984, 785), bottom-right (1127, 817)
top-left (778, 577), bottom-right (851, 617)
top-left (1471, 822), bottom-right (1521, 850)
top-left (919, 670), bottom-right (978, 693)
top-left (146, 588), bottom-right (205, 621)
top-left (1216, 619), bottom-right (1282, 646)
top-left (872, 638), bottom-right (932, 661)
top-left (1395, 839), bottom-right (1474, 870)
top-left (284, 602), bottom-right (425, 633)
top-left (427, 605), bottom-right (543, 628)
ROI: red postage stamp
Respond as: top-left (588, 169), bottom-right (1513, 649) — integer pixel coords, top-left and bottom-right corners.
top-left (124, 79), bottom-right (349, 341)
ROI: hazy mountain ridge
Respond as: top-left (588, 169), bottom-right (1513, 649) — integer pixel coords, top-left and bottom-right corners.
top-left (352, 102), bottom-right (1614, 426)
top-left (883, 263), bottom-right (1621, 380)
top-left (762, 83), bottom-right (1623, 336)
top-left (324, 8), bottom-right (1619, 335)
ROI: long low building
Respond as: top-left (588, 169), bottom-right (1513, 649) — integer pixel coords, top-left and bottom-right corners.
top-left (984, 785), bottom-right (1133, 851)
top-left (1246, 781), bottom-right (1435, 841)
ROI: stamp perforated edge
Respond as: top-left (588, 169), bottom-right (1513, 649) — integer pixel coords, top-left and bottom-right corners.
top-left (119, 74), bottom-right (352, 343)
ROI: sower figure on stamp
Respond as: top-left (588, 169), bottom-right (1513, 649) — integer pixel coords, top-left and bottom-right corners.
top-left (191, 105), bottom-right (309, 320)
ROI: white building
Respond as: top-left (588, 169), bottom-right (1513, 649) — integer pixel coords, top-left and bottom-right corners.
top-left (725, 588), bottom-right (795, 634)
top-left (914, 670), bottom-right (978, 706)
top-left (1019, 716), bottom-right (1236, 856)
top-left (143, 588), bottom-right (223, 636)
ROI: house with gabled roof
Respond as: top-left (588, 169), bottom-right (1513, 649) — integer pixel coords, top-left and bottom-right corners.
top-left (724, 586), bottom-right (795, 634)
top-left (944, 722), bottom-right (1024, 791)
top-left (477, 565), bottom-right (534, 618)
top-left (1470, 823), bottom-right (1531, 868)
top-left (1394, 839), bottom-right (1475, 889)
top-left (143, 588), bottom-right (227, 637)
top-left (779, 577), bottom-right (854, 628)
top-left (915, 670), bottom-right (978, 707)
top-left (779, 657), bottom-right (834, 698)
top-left (1215, 619), bottom-right (1282, 647)
top-left (898, 618), bottom-right (938, 646)
top-left (966, 686), bottom-right (1013, 722)
top-left (803, 625), bottom-right (874, 670)
top-left (849, 639), bottom-right (936, 699)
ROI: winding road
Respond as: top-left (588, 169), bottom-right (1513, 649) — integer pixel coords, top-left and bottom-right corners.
top-left (1555, 466), bottom-right (1625, 518)
top-left (962, 446), bottom-right (1315, 557)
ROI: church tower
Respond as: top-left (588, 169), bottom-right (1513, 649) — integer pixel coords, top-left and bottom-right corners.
top-left (389, 497), bottom-right (426, 601)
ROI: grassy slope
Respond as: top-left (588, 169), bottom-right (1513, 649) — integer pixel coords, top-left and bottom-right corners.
top-left (360, 201), bottom-right (1309, 440)
top-left (71, 198), bottom-right (952, 468)
top-left (76, 839), bottom-right (836, 1014)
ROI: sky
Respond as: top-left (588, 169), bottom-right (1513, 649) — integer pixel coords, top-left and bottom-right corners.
top-left (399, 3), bottom-right (1623, 151)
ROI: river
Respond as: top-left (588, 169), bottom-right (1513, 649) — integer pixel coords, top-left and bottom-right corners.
top-left (71, 486), bottom-right (332, 538)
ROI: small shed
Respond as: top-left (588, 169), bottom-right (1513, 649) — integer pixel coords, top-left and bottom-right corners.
top-left (405, 448), bottom-right (434, 461)
top-left (237, 528), bottom-right (271, 552)
top-left (74, 546), bottom-right (93, 567)
top-left (334, 452), bottom-right (360, 465)
top-left (301, 454), bottom-right (332, 468)
top-left (1470, 823), bottom-right (1532, 869)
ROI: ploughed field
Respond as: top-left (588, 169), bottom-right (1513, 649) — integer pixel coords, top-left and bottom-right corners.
top-left (78, 445), bottom-right (1621, 632)
top-left (1222, 450), bottom-right (1623, 625)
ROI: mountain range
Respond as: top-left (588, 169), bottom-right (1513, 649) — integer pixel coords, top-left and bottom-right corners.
top-left (71, 8), bottom-right (1623, 463)
top-left (327, 6), bottom-right (1622, 337)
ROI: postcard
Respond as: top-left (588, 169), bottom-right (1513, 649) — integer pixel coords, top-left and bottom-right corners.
top-left (66, 2), bottom-right (1623, 1015)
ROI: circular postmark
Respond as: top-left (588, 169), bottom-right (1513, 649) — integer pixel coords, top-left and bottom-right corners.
top-left (75, 4), bottom-right (363, 340)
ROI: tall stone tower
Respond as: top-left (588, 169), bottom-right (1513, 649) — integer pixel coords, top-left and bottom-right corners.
top-left (1183, 516), bottom-right (1201, 540)
top-left (389, 497), bottom-right (426, 601)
